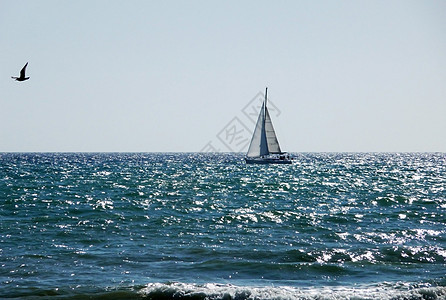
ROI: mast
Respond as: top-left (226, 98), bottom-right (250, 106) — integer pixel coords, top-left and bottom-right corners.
top-left (264, 87), bottom-right (268, 155)
top-left (265, 87), bottom-right (268, 116)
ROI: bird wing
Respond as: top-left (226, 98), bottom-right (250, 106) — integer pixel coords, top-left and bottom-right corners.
top-left (20, 62), bottom-right (28, 78)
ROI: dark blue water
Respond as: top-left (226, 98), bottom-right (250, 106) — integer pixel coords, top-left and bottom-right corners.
top-left (1, 153), bottom-right (445, 299)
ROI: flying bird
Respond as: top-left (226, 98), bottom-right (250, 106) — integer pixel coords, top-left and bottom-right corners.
top-left (11, 62), bottom-right (30, 81)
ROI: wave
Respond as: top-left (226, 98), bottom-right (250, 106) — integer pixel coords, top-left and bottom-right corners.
top-left (3, 282), bottom-right (446, 300)
top-left (139, 282), bottom-right (446, 300)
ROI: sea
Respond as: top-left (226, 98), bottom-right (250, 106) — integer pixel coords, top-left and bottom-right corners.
top-left (0, 152), bottom-right (445, 299)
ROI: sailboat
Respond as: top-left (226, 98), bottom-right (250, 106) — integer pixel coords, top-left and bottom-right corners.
top-left (245, 88), bottom-right (292, 164)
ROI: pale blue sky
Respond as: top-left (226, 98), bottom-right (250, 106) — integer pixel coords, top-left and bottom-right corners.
top-left (1, 1), bottom-right (445, 152)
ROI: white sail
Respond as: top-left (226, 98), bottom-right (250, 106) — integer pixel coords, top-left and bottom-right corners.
top-left (264, 107), bottom-right (282, 154)
top-left (246, 102), bottom-right (269, 157)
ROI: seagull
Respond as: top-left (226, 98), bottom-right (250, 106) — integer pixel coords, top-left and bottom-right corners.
top-left (12, 62), bottom-right (30, 81)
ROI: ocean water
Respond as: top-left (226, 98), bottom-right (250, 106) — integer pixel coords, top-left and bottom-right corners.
top-left (0, 152), bottom-right (445, 299)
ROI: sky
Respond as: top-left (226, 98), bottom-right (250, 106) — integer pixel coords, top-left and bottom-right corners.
top-left (1, 0), bottom-right (445, 152)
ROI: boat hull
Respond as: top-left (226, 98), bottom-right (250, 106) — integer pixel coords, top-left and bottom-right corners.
top-left (245, 157), bottom-right (292, 164)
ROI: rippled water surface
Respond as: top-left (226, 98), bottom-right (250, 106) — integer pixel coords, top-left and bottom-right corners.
top-left (0, 153), bottom-right (445, 299)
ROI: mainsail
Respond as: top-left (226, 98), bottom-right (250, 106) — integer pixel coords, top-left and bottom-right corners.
top-left (246, 89), bottom-right (282, 158)
top-left (264, 107), bottom-right (282, 154)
